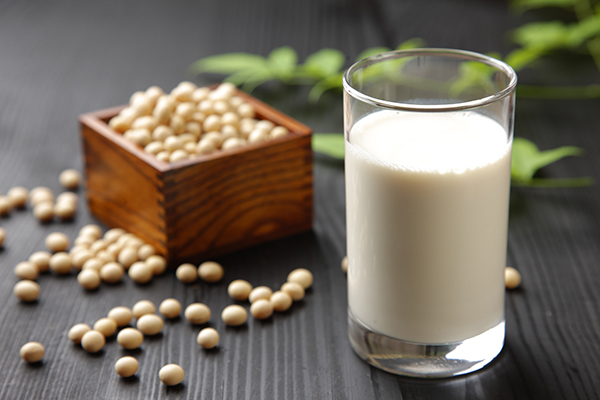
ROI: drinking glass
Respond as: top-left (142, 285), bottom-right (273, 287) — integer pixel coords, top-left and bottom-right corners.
top-left (343, 48), bottom-right (517, 378)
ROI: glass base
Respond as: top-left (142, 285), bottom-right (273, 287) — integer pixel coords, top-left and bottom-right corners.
top-left (348, 310), bottom-right (504, 378)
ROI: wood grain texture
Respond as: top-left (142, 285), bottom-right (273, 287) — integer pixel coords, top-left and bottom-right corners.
top-left (81, 92), bottom-right (313, 265)
top-left (0, 0), bottom-right (598, 399)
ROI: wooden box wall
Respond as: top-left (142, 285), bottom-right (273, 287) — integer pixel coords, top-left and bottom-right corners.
top-left (79, 91), bottom-right (313, 265)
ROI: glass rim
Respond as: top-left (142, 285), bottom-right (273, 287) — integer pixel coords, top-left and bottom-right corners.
top-left (342, 48), bottom-right (518, 112)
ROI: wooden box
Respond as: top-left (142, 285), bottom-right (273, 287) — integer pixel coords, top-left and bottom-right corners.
top-left (79, 91), bottom-right (313, 265)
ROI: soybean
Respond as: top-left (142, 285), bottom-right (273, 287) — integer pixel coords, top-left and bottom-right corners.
top-left (93, 318), bottom-right (118, 337)
top-left (227, 279), bottom-right (253, 301)
top-left (14, 280), bottom-right (40, 302)
top-left (20, 342), bottom-right (45, 363)
top-left (270, 291), bottom-right (293, 312)
top-left (198, 261), bottom-right (224, 283)
top-left (117, 328), bottom-right (144, 350)
top-left (221, 305), bottom-right (247, 326)
top-left (250, 299), bottom-right (273, 320)
top-left (68, 323), bottom-right (92, 344)
top-left (176, 263), bottom-right (197, 283)
top-left (137, 314), bottom-right (164, 335)
top-left (505, 267), bottom-right (522, 289)
top-left (45, 232), bottom-right (70, 252)
top-left (81, 330), bottom-right (105, 353)
top-left (196, 327), bottom-right (219, 349)
top-left (115, 356), bottom-right (139, 378)
top-left (59, 169), bottom-right (81, 190)
top-left (159, 298), bottom-right (181, 319)
top-left (77, 269), bottom-right (101, 290)
top-left (287, 268), bottom-right (313, 289)
top-left (132, 300), bottom-right (156, 318)
top-left (159, 364), bottom-right (184, 386)
top-left (184, 303), bottom-right (211, 325)
top-left (108, 306), bottom-right (132, 327)
top-left (14, 262), bottom-right (39, 281)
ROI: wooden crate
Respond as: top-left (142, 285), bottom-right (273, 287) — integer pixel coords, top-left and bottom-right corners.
top-left (79, 90), bottom-right (313, 266)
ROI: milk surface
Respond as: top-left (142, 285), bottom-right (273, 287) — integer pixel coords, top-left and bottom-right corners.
top-left (346, 110), bottom-right (511, 344)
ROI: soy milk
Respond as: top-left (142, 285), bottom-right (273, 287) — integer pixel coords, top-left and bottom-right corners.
top-left (346, 110), bottom-right (511, 344)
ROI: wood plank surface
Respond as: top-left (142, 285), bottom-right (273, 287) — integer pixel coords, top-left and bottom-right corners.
top-left (0, 0), bottom-right (599, 399)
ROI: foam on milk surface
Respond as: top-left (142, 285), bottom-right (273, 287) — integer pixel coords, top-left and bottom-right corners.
top-left (346, 110), bottom-right (511, 344)
top-left (350, 111), bottom-right (509, 173)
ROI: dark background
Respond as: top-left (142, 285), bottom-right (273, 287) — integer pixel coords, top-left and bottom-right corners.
top-left (0, 0), bottom-right (599, 399)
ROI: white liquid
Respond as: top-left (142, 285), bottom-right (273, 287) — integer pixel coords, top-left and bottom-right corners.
top-left (346, 110), bottom-right (511, 344)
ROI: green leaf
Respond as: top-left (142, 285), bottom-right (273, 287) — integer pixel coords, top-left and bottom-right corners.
top-left (268, 46), bottom-right (298, 79)
top-left (239, 69), bottom-right (278, 92)
top-left (189, 53), bottom-right (268, 75)
top-left (512, 21), bottom-right (570, 50)
top-left (505, 47), bottom-right (546, 71)
top-left (511, 137), bottom-right (584, 182)
top-left (356, 47), bottom-right (391, 62)
top-left (308, 73), bottom-right (343, 102)
top-left (396, 38), bottom-right (426, 50)
top-left (449, 61), bottom-right (495, 97)
top-left (312, 134), bottom-right (345, 158)
top-left (566, 16), bottom-right (600, 47)
top-left (303, 48), bottom-right (346, 78)
top-left (512, 0), bottom-right (575, 11)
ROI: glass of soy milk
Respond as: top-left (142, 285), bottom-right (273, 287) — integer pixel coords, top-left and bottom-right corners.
top-left (343, 49), bottom-right (517, 378)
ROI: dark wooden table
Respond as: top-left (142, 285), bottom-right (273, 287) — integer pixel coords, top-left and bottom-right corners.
top-left (0, 0), bottom-right (599, 398)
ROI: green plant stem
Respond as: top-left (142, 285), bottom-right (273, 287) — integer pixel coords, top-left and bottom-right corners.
top-left (513, 177), bottom-right (595, 187)
top-left (517, 84), bottom-right (600, 98)
top-left (574, 0), bottom-right (600, 74)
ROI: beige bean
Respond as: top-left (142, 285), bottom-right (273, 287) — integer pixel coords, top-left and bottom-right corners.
top-left (7, 187), bottom-right (28, 208)
top-left (128, 261), bottom-right (153, 284)
top-left (77, 269), bottom-right (101, 290)
top-left (281, 281), bottom-right (305, 301)
top-left (49, 252), bottom-right (71, 275)
top-left (196, 327), bottom-right (219, 349)
top-left (270, 291), bottom-right (293, 312)
top-left (46, 232), bottom-right (70, 252)
top-left (14, 262), bottom-right (39, 281)
top-left (94, 317), bottom-right (118, 337)
top-left (108, 306), bottom-right (132, 327)
top-left (81, 330), bottom-right (105, 353)
top-left (20, 342), bottom-right (45, 363)
top-left (117, 328), bottom-right (144, 350)
top-left (100, 262), bottom-right (125, 283)
top-left (248, 286), bottom-right (272, 303)
top-left (176, 263), bottom-right (197, 283)
top-left (115, 356), bottom-right (139, 378)
top-left (159, 298), bottom-right (181, 319)
top-left (59, 169), bottom-right (81, 190)
top-left (221, 305), bottom-right (247, 326)
top-left (145, 255), bottom-right (167, 276)
top-left (184, 303), bottom-right (211, 325)
top-left (287, 268), bottom-right (313, 289)
top-left (227, 279), bottom-right (253, 301)
top-left (505, 267), bottom-right (522, 289)
top-left (29, 251), bottom-right (51, 273)
top-left (137, 314), bottom-right (164, 335)
top-left (13, 280), bottom-right (40, 302)
top-left (198, 261), bottom-right (224, 283)
top-left (250, 299), bottom-right (274, 320)
top-left (68, 323), bottom-right (91, 344)
top-left (159, 364), bottom-right (184, 386)
top-left (132, 300), bottom-right (156, 318)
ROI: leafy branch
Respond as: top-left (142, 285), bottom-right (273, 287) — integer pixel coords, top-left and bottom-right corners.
top-left (189, 39), bottom-right (425, 102)
top-left (506, 0), bottom-right (600, 97)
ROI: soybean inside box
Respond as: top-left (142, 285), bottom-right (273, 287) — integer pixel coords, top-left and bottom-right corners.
top-left (79, 86), bottom-right (313, 266)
